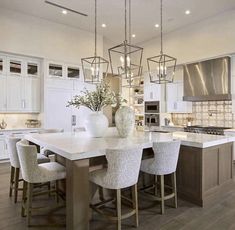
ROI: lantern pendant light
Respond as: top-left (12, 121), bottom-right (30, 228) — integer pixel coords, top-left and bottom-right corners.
top-left (147, 0), bottom-right (176, 84)
top-left (108, 0), bottom-right (143, 88)
top-left (82, 0), bottom-right (109, 84)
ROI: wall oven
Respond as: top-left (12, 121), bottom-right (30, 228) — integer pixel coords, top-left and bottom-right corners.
top-left (145, 101), bottom-right (160, 114)
top-left (145, 114), bottom-right (160, 127)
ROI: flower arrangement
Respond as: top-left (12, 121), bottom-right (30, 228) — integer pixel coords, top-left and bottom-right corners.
top-left (67, 80), bottom-right (127, 112)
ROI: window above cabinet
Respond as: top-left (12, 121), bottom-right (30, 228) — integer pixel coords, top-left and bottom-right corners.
top-left (67, 66), bottom-right (80, 79)
top-left (27, 62), bottom-right (39, 77)
top-left (49, 63), bottom-right (63, 77)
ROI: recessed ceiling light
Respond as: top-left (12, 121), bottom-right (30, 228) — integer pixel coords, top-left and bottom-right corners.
top-left (101, 23), bottom-right (106, 28)
top-left (185, 10), bottom-right (191, 15)
top-left (132, 34), bottom-right (136, 38)
top-left (62, 9), bottom-right (67, 15)
top-left (155, 24), bottom-right (159, 28)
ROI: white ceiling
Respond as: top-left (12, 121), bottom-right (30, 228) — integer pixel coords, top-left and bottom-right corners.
top-left (0, 0), bottom-right (235, 44)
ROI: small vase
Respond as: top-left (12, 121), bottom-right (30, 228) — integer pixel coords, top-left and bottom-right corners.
top-left (85, 111), bottom-right (108, 138)
top-left (115, 106), bottom-right (135, 138)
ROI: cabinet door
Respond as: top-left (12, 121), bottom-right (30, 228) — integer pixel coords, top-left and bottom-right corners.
top-left (45, 88), bottom-right (72, 132)
top-left (24, 77), bottom-right (40, 112)
top-left (166, 83), bottom-right (178, 101)
top-left (0, 139), bottom-right (8, 160)
top-left (144, 84), bottom-right (161, 101)
top-left (6, 75), bottom-right (23, 111)
top-left (0, 76), bottom-right (7, 111)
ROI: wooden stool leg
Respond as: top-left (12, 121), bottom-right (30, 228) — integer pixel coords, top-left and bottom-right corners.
top-left (9, 166), bottom-right (15, 197)
top-left (55, 181), bottom-right (59, 203)
top-left (14, 168), bottom-right (20, 203)
top-left (21, 181), bottom-right (27, 217)
top-left (26, 183), bottom-right (33, 226)
top-left (116, 189), bottom-right (121, 230)
top-left (132, 184), bottom-right (139, 228)
top-left (172, 172), bottom-right (178, 208)
top-left (160, 175), bottom-right (165, 214)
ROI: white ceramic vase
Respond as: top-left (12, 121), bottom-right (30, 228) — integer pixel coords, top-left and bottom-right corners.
top-left (85, 111), bottom-right (108, 138)
top-left (115, 106), bottom-right (135, 138)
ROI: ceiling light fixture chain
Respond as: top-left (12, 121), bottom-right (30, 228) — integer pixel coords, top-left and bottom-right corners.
top-left (160, 0), bottom-right (163, 54)
top-left (95, 0), bottom-right (97, 56)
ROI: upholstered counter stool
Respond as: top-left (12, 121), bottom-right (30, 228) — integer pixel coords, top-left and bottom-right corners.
top-left (6, 137), bottom-right (50, 203)
top-left (16, 139), bottom-right (66, 227)
top-left (140, 140), bottom-right (181, 214)
top-left (90, 147), bottom-right (143, 230)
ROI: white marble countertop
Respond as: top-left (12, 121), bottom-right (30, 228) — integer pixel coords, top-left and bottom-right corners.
top-left (0, 128), bottom-right (42, 133)
top-left (24, 129), bottom-right (235, 161)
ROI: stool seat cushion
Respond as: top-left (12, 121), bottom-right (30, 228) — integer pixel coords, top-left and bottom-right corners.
top-left (37, 154), bottom-right (50, 164)
top-left (36, 162), bottom-right (66, 184)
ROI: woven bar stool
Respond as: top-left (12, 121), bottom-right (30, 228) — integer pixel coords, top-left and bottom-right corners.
top-left (16, 139), bottom-right (66, 227)
top-left (90, 147), bottom-right (143, 230)
top-left (140, 140), bottom-right (180, 214)
top-left (6, 137), bottom-right (50, 203)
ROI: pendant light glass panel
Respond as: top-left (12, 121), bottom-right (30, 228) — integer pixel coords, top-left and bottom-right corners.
top-left (82, 56), bottom-right (108, 84)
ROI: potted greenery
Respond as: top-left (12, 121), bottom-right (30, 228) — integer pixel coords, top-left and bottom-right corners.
top-left (68, 80), bottom-right (126, 137)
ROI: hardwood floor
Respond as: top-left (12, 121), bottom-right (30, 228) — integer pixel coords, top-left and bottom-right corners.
top-left (0, 162), bottom-right (235, 230)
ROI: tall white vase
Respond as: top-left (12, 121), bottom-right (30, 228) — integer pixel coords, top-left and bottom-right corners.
top-left (115, 106), bottom-right (135, 138)
top-left (85, 111), bottom-right (108, 138)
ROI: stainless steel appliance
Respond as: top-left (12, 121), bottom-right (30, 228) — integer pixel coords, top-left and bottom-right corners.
top-left (145, 114), bottom-right (160, 127)
top-left (184, 126), bottom-right (231, 135)
top-left (183, 57), bottom-right (231, 101)
top-left (145, 101), bottom-right (160, 113)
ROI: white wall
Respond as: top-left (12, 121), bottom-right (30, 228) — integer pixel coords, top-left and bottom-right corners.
top-left (141, 10), bottom-right (235, 69)
top-left (0, 8), bottom-right (103, 64)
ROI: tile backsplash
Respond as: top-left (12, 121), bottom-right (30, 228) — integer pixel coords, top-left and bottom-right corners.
top-left (172, 101), bottom-right (234, 127)
top-left (0, 114), bottom-right (40, 129)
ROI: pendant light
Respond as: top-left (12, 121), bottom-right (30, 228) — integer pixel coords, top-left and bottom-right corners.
top-left (81, 0), bottom-right (109, 84)
top-left (108, 0), bottom-right (143, 88)
top-left (147, 0), bottom-right (176, 84)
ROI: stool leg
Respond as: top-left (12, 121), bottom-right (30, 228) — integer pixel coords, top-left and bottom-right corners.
top-left (14, 168), bottom-right (20, 203)
top-left (55, 180), bottom-right (59, 203)
top-left (132, 184), bottom-right (139, 228)
top-left (9, 166), bottom-right (15, 197)
top-left (116, 189), bottom-right (121, 230)
top-left (172, 172), bottom-right (178, 208)
top-left (26, 183), bottom-right (33, 226)
top-left (21, 181), bottom-right (27, 217)
top-left (154, 175), bottom-right (158, 196)
top-left (160, 175), bottom-right (165, 214)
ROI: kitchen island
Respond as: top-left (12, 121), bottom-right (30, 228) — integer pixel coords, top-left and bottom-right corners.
top-left (25, 129), bottom-right (235, 230)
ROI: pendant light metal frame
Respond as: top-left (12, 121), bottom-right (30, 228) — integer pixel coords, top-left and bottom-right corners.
top-left (108, 0), bottom-right (143, 88)
top-left (82, 0), bottom-right (109, 84)
top-left (147, 0), bottom-right (177, 84)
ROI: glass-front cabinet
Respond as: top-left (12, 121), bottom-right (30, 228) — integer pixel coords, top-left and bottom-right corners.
top-left (27, 62), bottom-right (39, 77)
top-left (9, 58), bottom-right (22, 76)
top-left (48, 63), bottom-right (63, 78)
top-left (67, 66), bottom-right (80, 79)
top-left (0, 55), bottom-right (6, 75)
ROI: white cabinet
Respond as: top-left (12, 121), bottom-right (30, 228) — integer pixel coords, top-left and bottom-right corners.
top-left (166, 66), bottom-right (192, 113)
top-left (24, 77), bottom-right (40, 112)
top-left (0, 76), bottom-right (7, 111)
top-left (0, 53), bottom-right (41, 113)
top-left (0, 139), bottom-right (8, 160)
top-left (144, 83), bottom-right (161, 101)
top-left (6, 75), bottom-right (23, 111)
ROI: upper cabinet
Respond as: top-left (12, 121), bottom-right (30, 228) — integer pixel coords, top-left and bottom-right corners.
top-left (166, 66), bottom-right (192, 113)
top-left (0, 53), bottom-right (41, 113)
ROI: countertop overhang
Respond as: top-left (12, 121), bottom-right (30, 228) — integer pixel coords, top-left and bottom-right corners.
top-left (24, 129), bottom-right (235, 161)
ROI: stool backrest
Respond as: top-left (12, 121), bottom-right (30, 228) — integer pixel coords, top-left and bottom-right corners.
top-left (6, 137), bottom-right (21, 168)
top-left (16, 139), bottom-right (40, 183)
top-left (105, 147), bottom-right (143, 189)
top-left (152, 140), bottom-right (181, 175)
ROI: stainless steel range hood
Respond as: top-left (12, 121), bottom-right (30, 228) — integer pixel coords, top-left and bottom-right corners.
top-left (183, 57), bottom-right (231, 101)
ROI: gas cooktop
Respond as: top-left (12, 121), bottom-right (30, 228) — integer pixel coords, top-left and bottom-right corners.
top-left (184, 126), bottom-right (232, 135)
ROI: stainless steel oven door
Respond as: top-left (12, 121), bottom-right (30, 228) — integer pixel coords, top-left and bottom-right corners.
top-left (145, 114), bottom-right (160, 126)
top-left (145, 101), bottom-right (160, 113)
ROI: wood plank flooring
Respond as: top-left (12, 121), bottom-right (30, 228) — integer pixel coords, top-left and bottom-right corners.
top-left (0, 162), bottom-right (235, 230)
